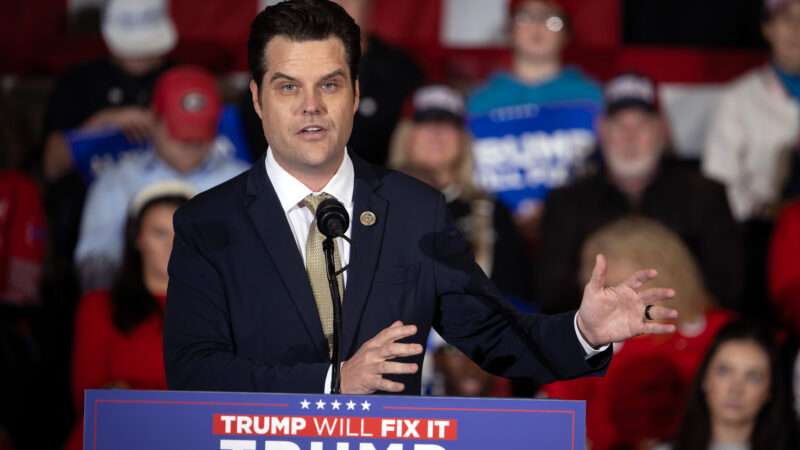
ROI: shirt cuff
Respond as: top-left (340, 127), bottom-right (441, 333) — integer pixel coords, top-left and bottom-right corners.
top-left (324, 365), bottom-right (332, 393)
top-left (574, 314), bottom-right (610, 359)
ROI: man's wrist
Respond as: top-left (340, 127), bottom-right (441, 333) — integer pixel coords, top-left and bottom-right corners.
top-left (575, 313), bottom-right (600, 349)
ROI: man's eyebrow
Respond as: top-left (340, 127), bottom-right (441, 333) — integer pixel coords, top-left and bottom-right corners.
top-left (268, 70), bottom-right (347, 85)
top-left (319, 69), bottom-right (347, 81)
top-left (269, 72), bottom-right (298, 83)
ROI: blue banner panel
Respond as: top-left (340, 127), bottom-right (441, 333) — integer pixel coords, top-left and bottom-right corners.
top-left (84, 390), bottom-right (585, 450)
top-left (468, 100), bottom-right (599, 214)
top-left (67, 105), bottom-right (253, 184)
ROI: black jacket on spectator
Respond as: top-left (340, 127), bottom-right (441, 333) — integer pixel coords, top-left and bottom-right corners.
top-left (349, 35), bottom-right (424, 166)
top-left (43, 59), bottom-right (168, 134)
top-left (535, 157), bottom-right (744, 313)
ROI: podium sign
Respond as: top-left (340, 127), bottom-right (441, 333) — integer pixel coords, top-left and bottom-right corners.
top-left (84, 389), bottom-right (585, 450)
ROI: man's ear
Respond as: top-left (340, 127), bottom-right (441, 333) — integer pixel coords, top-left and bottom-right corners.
top-left (249, 80), bottom-right (263, 120)
top-left (353, 79), bottom-right (360, 115)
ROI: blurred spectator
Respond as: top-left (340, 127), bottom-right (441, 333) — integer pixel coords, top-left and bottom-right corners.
top-left (64, 182), bottom-right (191, 450)
top-left (390, 84), bottom-right (532, 398)
top-left (0, 172), bottom-right (46, 306)
top-left (42, 0), bottom-right (177, 182)
top-left (536, 73), bottom-right (743, 314)
top-left (38, 2), bottom-right (178, 383)
top-left (703, 0), bottom-right (800, 320)
top-left (389, 85), bottom-right (532, 304)
top-left (330, 0), bottom-right (424, 166)
top-left (544, 217), bottom-right (734, 450)
top-left (768, 200), bottom-right (800, 335)
top-left (704, 0), bottom-right (800, 223)
top-left (74, 66), bottom-right (247, 291)
top-left (0, 171), bottom-right (46, 450)
top-left (467, 0), bottom-right (602, 244)
top-left (669, 320), bottom-right (795, 450)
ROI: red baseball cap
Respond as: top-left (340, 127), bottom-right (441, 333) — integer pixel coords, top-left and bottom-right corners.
top-left (152, 66), bottom-right (222, 142)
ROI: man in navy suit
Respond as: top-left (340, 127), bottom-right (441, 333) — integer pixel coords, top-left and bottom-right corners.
top-left (163, 0), bottom-right (677, 395)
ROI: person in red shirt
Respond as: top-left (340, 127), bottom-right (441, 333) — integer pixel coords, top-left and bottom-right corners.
top-left (0, 171), bottom-right (46, 306)
top-left (543, 217), bottom-right (735, 450)
top-left (64, 181), bottom-right (193, 450)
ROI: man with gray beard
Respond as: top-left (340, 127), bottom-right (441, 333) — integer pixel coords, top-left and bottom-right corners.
top-left (533, 73), bottom-right (744, 314)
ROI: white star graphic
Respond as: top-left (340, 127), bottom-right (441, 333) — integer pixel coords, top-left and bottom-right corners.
top-left (300, 399), bottom-right (310, 409)
top-left (316, 399), bottom-right (327, 410)
top-left (360, 400), bottom-right (371, 411)
top-left (346, 400), bottom-right (356, 410)
top-left (331, 399), bottom-right (342, 410)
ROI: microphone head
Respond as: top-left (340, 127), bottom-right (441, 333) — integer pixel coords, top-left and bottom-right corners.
top-left (316, 197), bottom-right (349, 238)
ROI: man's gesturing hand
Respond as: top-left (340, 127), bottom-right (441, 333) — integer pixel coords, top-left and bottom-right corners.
top-left (576, 254), bottom-right (679, 347)
top-left (341, 321), bottom-right (424, 394)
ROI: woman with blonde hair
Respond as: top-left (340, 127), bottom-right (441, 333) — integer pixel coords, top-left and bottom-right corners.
top-left (389, 84), bottom-right (532, 305)
top-left (544, 216), bottom-right (735, 450)
top-left (390, 85), bottom-right (534, 397)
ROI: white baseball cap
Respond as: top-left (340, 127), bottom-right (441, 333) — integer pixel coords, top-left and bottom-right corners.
top-left (102, 0), bottom-right (177, 59)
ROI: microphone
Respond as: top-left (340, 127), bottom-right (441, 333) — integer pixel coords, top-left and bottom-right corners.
top-left (316, 197), bottom-right (349, 238)
top-left (315, 197), bottom-right (348, 394)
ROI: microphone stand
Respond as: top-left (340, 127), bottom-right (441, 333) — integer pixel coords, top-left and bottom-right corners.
top-left (322, 237), bottom-right (344, 394)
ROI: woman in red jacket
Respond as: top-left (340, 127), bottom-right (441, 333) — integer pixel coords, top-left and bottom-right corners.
top-left (64, 181), bottom-right (193, 450)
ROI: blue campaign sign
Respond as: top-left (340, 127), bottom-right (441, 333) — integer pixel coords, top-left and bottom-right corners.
top-left (67, 105), bottom-right (253, 184)
top-left (468, 100), bottom-right (599, 214)
top-left (84, 390), bottom-right (585, 450)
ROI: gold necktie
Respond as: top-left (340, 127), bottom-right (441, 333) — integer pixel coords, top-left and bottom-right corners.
top-left (303, 193), bottom-right (344, 354)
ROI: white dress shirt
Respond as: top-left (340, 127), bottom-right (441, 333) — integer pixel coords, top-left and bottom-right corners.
top-left (265, 147), bottom-right (605, 393)
top-left (265, 147), bottom-right (354, 280)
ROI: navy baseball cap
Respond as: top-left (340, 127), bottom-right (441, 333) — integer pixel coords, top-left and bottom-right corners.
top-left (604, 73), bottom-right (659, 116)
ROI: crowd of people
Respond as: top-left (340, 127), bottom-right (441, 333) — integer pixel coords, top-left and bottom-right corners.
top-left (2, 0), bottom-right (800, 449)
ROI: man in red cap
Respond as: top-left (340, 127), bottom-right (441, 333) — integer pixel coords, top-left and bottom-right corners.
top-left (74, 66), bottom-right (247, 291)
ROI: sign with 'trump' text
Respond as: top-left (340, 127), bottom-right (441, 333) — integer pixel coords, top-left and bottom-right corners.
top-left (84, 389), bottom-right (585, 449)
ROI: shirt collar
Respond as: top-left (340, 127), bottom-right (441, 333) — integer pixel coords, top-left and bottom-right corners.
top-left (265, 147), bottom-right (354, 213)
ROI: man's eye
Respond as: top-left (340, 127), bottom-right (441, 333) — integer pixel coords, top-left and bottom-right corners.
top-left (321, 81), bottom-right (339, 91)
top-left (280, 84), bottom-right (297, 92)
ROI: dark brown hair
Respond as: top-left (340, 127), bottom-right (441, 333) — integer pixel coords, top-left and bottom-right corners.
top-left (248, 0), bottom-right (361, 89)
top-left (672, 320), bottom-right (795, 450)
top-left (110, 194), bottom-right (188, 334)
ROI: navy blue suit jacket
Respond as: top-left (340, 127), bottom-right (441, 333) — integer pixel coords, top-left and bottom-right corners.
top-left (164, 153), bottom-right (610, 394)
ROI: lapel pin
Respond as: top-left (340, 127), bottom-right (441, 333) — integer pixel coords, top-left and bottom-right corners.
top-left (360, 211), bottom-right (377, 226)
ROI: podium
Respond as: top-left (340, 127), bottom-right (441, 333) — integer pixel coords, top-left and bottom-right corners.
top-left (84, 389), bottom-right (585, 449)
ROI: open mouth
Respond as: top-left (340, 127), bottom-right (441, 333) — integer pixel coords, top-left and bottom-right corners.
top-left (298, 125), bottom-right (328, 138)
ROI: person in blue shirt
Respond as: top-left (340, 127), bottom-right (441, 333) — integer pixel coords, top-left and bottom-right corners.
top-left (74, 67), bottom-right (248, 291)
top-left (467, 0), bottom-right (602, 244)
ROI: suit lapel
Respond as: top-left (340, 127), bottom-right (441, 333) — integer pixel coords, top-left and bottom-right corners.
top-left (342, 155), bottom-right (387, 358)
top-left (245, 158), bottom-right (328, 357)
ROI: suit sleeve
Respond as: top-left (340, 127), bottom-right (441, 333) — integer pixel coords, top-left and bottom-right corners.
top-left (429, 195), bottom-right (609, 383)
top-left (163, 208), bottom-right (329, 393)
